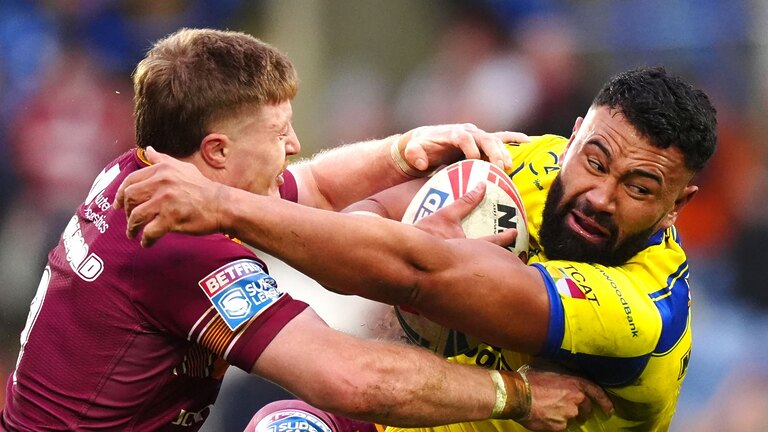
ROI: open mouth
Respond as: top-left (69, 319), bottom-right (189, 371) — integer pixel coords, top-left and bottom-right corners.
top-left (567, 210), bottom-right (610, 244)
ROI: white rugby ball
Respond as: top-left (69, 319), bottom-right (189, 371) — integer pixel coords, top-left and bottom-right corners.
top-left (395, 159), bottom-right (529, 357)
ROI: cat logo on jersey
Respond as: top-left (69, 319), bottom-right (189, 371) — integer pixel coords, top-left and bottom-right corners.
top-left (198, 259), bottom-right (283, 330)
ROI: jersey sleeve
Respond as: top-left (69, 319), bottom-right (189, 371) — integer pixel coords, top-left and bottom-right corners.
top-left (131, 233), bottom-right (308, 372)
top-left (532, 260), bottom-right (663, 386)
top-left (280, 169), bottom-right (299, 203)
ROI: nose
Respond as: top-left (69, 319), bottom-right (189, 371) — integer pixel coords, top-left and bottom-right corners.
top-left (285, 124), bottom-right (301, 156)
top-left (584, 179), bottom-right (617, 215)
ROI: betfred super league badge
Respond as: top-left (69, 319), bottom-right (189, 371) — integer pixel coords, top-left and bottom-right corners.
top-left (254, 409), bottom-right (332, 432)
top-left (199, 259), bottom-right (283, 330)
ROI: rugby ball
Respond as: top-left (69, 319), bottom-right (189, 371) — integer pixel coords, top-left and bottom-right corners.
top-left (395, 159), bottom-right (529, 357)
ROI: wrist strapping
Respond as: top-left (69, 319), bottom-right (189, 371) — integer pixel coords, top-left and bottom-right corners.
top-left (488, 368), bottom-right (532, 420)
top-left (489, 370), bottom-right (508, 418)
top-left (389, 135), bottom-right (426, 178)
top-left (516, 364), bottom-right (533, 421)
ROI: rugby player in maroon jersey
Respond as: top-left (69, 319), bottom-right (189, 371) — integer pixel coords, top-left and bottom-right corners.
top-left (2, 28), bottom-right (611, 432)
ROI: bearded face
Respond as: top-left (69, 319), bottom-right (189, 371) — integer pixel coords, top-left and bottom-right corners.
top-left (538, 174), bottom-right (656, 266)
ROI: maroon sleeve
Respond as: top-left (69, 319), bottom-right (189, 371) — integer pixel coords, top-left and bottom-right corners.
top-left (226, 296), bottom-right (308, 369)
top-left (131, 232), bottom-right (307, 371)
top-left (280, 169), bottom-right (298, 203)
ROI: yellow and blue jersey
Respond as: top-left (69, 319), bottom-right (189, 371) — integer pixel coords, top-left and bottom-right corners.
top-left (388, 135), bottom-right (692, 431)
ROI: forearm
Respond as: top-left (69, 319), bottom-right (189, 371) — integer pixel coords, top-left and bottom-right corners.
top-left (304, 340), bottom-right (498, 426)
top-left (291, 133), bottom-right (419, 210)
top-left (224, 186), bottom-right (436, 304)
top-left (118, 149), bottom-right (547, 348)
top-left (222, 186), bottom-right (548, 352)
top-left (342, 178), bottom-right (427, 219)
top-left (290, 124), bottom-right (519, 211)
top-left (256, 311), bottom-right (527, 426)
top-left (328, 342), bottom-right (529, 426)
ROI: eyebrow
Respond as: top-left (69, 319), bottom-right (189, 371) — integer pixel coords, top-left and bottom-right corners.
top-left (588, 139), bottom-right (612, 161)
top-left (271, 119), bottom-right (290, 132)
top-left (587, 140), bottom-right (663, 186)
top-left (627, 168), bottom-right (663, 186)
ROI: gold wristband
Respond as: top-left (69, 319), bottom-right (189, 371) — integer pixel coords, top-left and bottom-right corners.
top-left (489, 370), bottom-right (508, 418)
top-left (516, 364), bottom-right (533, 421)
top-left (489, 368), bottom-right (532, 420)
top-left (389, 135), bottom-right (426, 178)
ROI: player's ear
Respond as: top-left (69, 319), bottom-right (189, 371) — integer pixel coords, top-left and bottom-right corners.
top-left (571, 116), bottom-right (584, 137)
top-left (660, 184), bottom-right (698, 229)
top-left (562, 116), bottom-right (583, 158)
top-left (200, 133), bottom-right (229, 169)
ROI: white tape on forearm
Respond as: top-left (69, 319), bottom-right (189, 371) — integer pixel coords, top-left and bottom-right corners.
top-left (489, 370), bottom-right (508, 418)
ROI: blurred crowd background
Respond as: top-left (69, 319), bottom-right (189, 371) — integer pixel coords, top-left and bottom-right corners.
top-left (0, 0), bottom-right (766, 430)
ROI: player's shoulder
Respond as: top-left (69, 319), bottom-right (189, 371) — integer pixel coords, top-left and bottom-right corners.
top-left (134, 233), bottom-right (266, 279)
top-left (530, 134), bottom-right (568, 146)
top-left (507, 134), bottom-right (567, 150)
top-left (504, 134), bottom-right (567, 163)
top-left (626, 227), bottom-right (688, 281)
top-left (151, 231), bottom-right (255, 255)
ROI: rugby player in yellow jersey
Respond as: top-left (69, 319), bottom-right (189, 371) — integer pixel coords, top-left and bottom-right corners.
top-left (115, 66), bottom-right (717, 431)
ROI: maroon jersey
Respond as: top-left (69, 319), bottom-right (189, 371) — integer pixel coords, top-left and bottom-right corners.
top-left (1, 149), bottom-right (308, 431)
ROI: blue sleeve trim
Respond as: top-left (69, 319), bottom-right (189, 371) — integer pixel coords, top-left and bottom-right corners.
top-left (531, 262), bottom-right (651, 386)
top-left (531, 263), bottom-right (565, 357)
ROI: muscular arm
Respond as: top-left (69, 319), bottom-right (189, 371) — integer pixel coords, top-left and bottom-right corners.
top-left (254, 308), bottom-right (497, 426)
top-left (290, 126), bottom-right (524, 210)
top-left (115, 152), bottom-right (613, 427)
top-left (341, 177), bottom-right (428, 218)
top-left (255, 308), bottom-right (609, 429)
top-left (227, 185), bottom-right (550, 354)
top-left (289, 135), bottom-right (406, 210)
top-left (117, 150), bottom-right (549, 353)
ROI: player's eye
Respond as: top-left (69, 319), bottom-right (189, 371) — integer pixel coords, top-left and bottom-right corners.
top-left (587, 158), bottom-right (605, 173)
top-left (630, 184), bottom-right (648, 193)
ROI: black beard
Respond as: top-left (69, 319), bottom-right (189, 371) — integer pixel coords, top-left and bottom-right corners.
top-left (538, 175), bottom-right (656, 266)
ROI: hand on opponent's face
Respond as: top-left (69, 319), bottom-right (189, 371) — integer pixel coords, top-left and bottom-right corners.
top-left (113, 147), bottom-right (226, 248)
